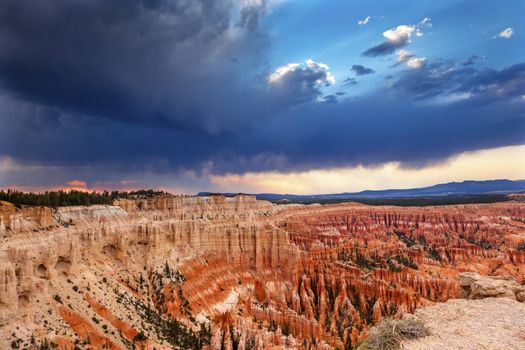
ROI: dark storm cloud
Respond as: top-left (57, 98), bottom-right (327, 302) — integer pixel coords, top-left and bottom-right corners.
top-left (231, 98), bottom-right (524, 172)
top-left (240, 0), bottom-right (268, 31)
top-left (351, 65), bottom-right (375, 75)
top-left (0, 1), bottom-right (523, 188)
top-left (392, 60), bottom-right (525, 104)
top-left (2, 59), bottom-right (524, 178)
top-left (0, 0), bottom-right (275, 133)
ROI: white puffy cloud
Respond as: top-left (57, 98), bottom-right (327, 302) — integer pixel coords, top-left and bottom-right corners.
top-left (396, 50), bottom-right (426, 69)
top-left (363, 24), bottom-right (417, 56)
top-left (268, 63), bottom-right (301, 83)
top-left (498, 27), bottom-right (514, 39)
top-left (268, 59), bottom-right (335, 86)
top-left (397, 49), bottom-right (414, 62)
top-left (364, 18), bottom-right (431, 56)
top-left (406, 57), bottom-right (426, 69)
top-left (268, 59), bottom-right (335, 104)
top-left (383, 25), bottom-right (416, 44)
top-left (305, 59), bottom-right (336, 85)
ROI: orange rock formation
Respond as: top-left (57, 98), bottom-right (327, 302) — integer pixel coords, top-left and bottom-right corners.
top-left (0, 196), bottom-right (524, 349)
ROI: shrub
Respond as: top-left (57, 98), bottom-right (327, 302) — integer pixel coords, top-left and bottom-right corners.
top-left (11, 339), bottom-right (20, 349)
top-left (134, 331), bottom-right (147, 342)
top-left (357, 317), bottom-right (428, 350)
top-left (396, 317), bottom-right (428, 340)
top-left (282, 323), bottom-right (290, 336)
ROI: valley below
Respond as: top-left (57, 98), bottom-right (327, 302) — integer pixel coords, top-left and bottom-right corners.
top-left (1, 195), bottom-right (524, 349)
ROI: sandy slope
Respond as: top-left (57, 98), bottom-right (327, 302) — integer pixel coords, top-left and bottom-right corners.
top-left (403, 298), bottom-right (525, 350)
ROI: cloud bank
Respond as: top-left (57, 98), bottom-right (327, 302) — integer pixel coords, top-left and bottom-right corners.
top-left (0, 3), bottom-right (523, 192)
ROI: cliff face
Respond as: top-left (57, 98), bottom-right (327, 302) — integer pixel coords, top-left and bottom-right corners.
top-left (0, 197), bottom-right (524, 349)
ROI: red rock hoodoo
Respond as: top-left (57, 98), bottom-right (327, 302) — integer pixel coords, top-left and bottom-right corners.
top-left (0, 196), bottom-right (524, 349)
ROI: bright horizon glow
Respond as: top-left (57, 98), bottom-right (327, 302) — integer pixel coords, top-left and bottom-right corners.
top-left (1, 145), bottom-right (524, 194)
top-left (208, 145), bottom-right (525, 194)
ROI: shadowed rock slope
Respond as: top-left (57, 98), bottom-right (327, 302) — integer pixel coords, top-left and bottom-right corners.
top-left (1, 196), bottom-right (524, 349)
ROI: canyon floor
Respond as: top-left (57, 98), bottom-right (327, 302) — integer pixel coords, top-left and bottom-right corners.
top-left (1, 195), bottom-right (524, 349)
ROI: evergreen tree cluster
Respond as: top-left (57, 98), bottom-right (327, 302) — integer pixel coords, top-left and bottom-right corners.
top-left (0, 189), bottom-right (168, 208)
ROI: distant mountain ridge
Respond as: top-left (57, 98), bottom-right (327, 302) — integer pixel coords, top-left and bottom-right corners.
top-left (198, 179), bottom-right (525, 202)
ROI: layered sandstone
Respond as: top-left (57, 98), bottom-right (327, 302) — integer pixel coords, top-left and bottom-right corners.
top-left (0, 196), bottom-right (524, 349)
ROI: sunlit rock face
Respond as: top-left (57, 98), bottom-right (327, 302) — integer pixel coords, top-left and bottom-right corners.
top-left (0, 196), bottom-right (524, 349)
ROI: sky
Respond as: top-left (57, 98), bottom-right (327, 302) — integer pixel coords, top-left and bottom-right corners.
top-left (0, 0), bottom-right (524, 194)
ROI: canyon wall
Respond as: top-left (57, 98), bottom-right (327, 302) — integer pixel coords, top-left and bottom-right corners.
top-left (0, 197), bottom-right (524, 349)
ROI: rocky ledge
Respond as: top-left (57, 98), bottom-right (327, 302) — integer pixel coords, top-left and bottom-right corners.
top-left (459, 271), bottom-right (525, 302)
top-left (403, 298), bottom-right (525, 350)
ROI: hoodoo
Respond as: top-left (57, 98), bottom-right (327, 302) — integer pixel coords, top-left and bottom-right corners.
top-left (0, 196), bottom-right (524, 349)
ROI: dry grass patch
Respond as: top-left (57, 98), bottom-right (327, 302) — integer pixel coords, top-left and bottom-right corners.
top-left (358, 317), bottom-right (428, 350)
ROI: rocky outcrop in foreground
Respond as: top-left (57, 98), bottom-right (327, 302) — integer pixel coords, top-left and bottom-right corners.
top-left (0, 196), bottom-right (524, 349)
top-left (459, 272), bottom-right (525, 301)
